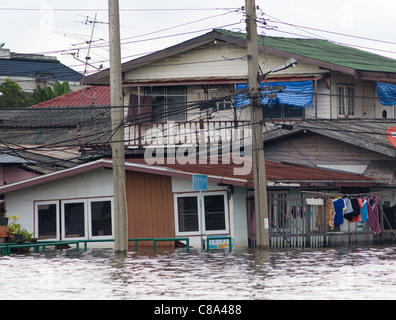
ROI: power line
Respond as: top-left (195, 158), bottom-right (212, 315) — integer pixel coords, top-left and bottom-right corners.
top-left (0, 7), bottom-right (240, 12)
top-left (258, 13), bottom-right (396, 58)
top-left (263, 15), bottom-right (396, 47)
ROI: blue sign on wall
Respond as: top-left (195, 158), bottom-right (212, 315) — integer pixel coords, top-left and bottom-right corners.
top-left (193, 175), bottom-right (208, 191)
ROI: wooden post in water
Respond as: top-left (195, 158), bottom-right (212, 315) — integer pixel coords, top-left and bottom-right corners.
top-left (245, 0), bottom-right (270, 249)
top-left (109, 0), bottom-right (128, 253)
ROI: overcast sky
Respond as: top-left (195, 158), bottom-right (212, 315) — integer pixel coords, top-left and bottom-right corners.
top-left (2, 0), bottom-right (396, 76)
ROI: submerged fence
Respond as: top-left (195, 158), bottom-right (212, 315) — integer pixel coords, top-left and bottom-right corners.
top-left (267, 194), bottom-right (396, 248)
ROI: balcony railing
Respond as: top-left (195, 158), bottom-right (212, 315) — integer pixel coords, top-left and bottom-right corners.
top-left (125, 120), bottom-right (252, 147)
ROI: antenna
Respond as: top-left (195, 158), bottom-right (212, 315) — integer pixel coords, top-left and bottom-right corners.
top-left (83, 13), bottom-right (98, 77)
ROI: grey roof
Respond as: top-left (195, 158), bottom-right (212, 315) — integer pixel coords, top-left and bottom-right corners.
top-left (0, 107), bottom-right (109, 128)
top-left (0, 154), bottom-right (28, 164)
top-left (0, 59), bottom-right (83, 82)
top-left (264, 119), bottom-right (396, 158)
top-left (0, 107), bottom-right (112, 169)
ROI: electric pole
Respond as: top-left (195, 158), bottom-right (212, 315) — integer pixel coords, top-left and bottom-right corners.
top-left (245, 0), bottom-right (270, 249)
top-left (109, 0), bottom-right (128, 252)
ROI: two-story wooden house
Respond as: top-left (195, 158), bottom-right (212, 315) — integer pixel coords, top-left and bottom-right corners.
top-left (85, 29), bottom-right (396, 147)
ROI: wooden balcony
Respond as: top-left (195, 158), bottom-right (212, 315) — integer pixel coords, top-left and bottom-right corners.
top-left (124, 120), bottom-right (252, 147)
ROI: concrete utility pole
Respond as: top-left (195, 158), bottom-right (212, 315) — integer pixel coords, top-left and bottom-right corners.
top-left (109, 0), bottom-right (128, 252)
top-left (245, 0), bottom-right (270, 249)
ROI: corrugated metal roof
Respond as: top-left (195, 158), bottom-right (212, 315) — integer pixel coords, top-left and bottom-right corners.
top-left (0, 58), bottom-right (83, 82)
top-left (264, 119), bottom-right (396, 158)
top-left (0, 158), bottom-right (375, 195)
top-left (85, 29), bottom-right (396, 85)
top-left (0, 154), bottom-right (28, 164)
top-left (215, 29), bottom-right (396, 74)
top-left (0, 107), bottom-right (110, 128)
top-left (125, 158), bottom-right (374, 184)
top-left (30, 86), bottom-right (111, 108)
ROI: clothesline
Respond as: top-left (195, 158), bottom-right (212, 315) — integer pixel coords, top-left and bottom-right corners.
top-left (301, 190), bottom-right (396, 198)
top-left (304, 191), bottom-right (385, 235)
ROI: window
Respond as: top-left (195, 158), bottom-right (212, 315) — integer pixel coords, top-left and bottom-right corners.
top-left (263, 104), bottom-right (304, 119)
top-left (90, 200), bottom-right (113, 237)
top-left (35, 201), bottom-right (60, 240)
top-left (35, 198), bottom-right (113, 241)
top-left (175, 192), bottom-right (228, 235)
top-left (63, 201), bottom-right (86, 239)
top-left (338, 85), bottom-right (355, 116)
top-left (195, 89), bottom-right (232, 113)
top-left (177, 196), bottom-right (199, 232)
top-left (145, 86), bottom-right (186, 122)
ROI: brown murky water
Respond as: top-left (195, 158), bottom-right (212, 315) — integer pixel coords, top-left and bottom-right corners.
top-left (0, 246), bottom-right (395, 300)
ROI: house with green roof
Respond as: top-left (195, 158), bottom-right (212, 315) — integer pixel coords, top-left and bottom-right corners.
top-left (86, 28), bottom-right (396, 126)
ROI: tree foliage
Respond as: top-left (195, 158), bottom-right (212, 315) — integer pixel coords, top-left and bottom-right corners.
top-left (0, 79), bottom-right (33, 108)
top-left (0, 79), bottom-right (72, 109)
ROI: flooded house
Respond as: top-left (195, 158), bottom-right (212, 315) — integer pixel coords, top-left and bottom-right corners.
top-left (0, 157), bottom-right (380, 249)
top-left (0, 29), bottom-right (396, 249)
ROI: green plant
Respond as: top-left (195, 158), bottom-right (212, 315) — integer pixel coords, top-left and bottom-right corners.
top-left (21, 229), bottom-right (34, 242)
top-left (8, 215), bottom-right (21, 234)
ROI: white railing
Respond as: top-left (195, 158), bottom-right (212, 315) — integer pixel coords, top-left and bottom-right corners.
top-left (125, 120), bottom-right (252, 147)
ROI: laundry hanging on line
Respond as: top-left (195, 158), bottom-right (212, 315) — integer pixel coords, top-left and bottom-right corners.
top-left (330, 196), bottom-right (381, 235)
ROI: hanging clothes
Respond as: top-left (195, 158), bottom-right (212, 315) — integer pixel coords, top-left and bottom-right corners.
top-left (343, 198), bottom-right (355, 221)
top-left (327, 198), bottom-right (335, 230)
top-left (351, 198), bottom-right (363, 223)
top-left (351, 198), bottom-right (362, 217)
top-left (316, 198), bottom-right (336, 230)
top-left (369, 197), bottom-right (382, 235)
top-left (361, 198), bottom-right (369, 223)
top-left (333, 198), bottom-right (346, 227)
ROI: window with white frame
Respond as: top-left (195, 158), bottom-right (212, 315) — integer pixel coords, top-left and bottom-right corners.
top-left (36, 201), bottom-right (60, 240)
top-left (35, 198), bottom-right (113, 241)
top-left (90, 199), bottom-right (113, 237)
top-left (174, 192), bottom-right (228, 235)
top-left (338, 84), bottom-right (355, 116)
top-left (145, 86), bottom-right (187, 122)
top-left (63, 200), bottom-right (86, 239)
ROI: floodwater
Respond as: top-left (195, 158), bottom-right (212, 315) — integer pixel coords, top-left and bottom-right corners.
top-left (1, 245), bottom-right (396, 300)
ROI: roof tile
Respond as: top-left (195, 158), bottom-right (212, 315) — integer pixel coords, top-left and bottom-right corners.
top-left (30, 85), bottom-right (110, 108)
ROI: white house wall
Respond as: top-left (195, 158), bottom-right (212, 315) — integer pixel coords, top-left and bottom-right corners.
top-left (171, 176), bottom-right (248, 248)
top-left (4, 169), bottom-right (113, 235)
top-left (305, 80), bottom-right (331, 119)
top-left (232, 186), bottom-right (249, 248)
top-left (4, 168), bottom-right (249, 249)
top-left (330, 72), bottom-right (390, 119)
top-left (124, 42), bottom-right (327, 82)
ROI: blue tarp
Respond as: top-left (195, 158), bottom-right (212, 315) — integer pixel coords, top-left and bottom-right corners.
top-left (377, 82), bottom-right (396, 106)
top-left (235, 81), bottom-right (314, 108)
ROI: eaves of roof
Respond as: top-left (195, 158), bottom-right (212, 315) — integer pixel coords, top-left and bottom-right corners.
top-left (85, 29), bottom-right (396, 85)
top-left (0, 157), bottom-right (375, 195)
top-left (264, 119), bottom-right (396, 158)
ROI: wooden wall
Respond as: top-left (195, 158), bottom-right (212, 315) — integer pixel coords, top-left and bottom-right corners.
top-left (264, 131), bottom-right (388, 166)
top-left (126, 171), bottom-right (175, 247)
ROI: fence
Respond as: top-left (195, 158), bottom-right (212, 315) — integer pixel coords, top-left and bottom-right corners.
top-left (266, 194), bottom-right (394, 248)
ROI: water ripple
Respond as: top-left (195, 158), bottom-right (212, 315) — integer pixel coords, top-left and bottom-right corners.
top-left (0, 246), bottom-right (395, 299)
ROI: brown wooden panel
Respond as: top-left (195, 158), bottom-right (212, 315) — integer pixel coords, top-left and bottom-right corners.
top-left (126, 171), bottom-right (175, 247)
top-left (265, 132), bottom-right (388, 166)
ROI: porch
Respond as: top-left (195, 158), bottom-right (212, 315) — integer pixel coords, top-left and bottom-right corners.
top-left (124, 120), bottom-right (252, 147)
top-left (123, 119), bottom-right (301, 148)
top-left (247, 193), bottom-right (396, 249)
